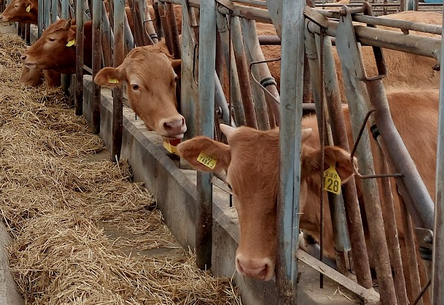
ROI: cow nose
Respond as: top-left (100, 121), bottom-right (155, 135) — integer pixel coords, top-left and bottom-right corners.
top-left (162, 116), bottom-right (187, 137)
top-left (235, 255), bottom-right (274, 281)
top-left (21, 55), bottom-right (27, 61)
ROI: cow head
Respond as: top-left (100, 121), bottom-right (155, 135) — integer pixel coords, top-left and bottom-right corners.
top-left (21, 19), bottom-right (77, 74)
top-left (94, 43), bottom-right (186, 139)
top-left (178, 124), bottom-right (355, 281)
top-left (0, 0), bottom-right (38, 24)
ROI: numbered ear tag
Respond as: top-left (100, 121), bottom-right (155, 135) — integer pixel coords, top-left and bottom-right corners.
top-left (163, 140), bottom-right (179, 155)
top-left (66, 39), bottom-right (75, 47)
top-left (26, 5), bottom-right (31, 12)
top-left (107, 78), bottom-right (119, 84)
top-left (324, 164), bottom-right (341, 195)
top-left (197, 152), bottom-right (217, 170)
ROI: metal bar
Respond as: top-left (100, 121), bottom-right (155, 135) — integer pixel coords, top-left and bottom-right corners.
top-left (214, 72), bottom-right (235, 127)
top-left (164, 2), bottom-right (181, 58)
top-left (431, 9), bottom-right (444, 305)
top-left (138, 0), bottom-right (158, 44)
top-left (153, 0), bottom-right (164, 40)
top-left (60, 0), bottom-right (71, 94)
top-left (51, 0), bottom-right (58, 22)
top-left (91, 0), bottom-right (102, 135)
top-left (241, 18), bottom-right (270, 130)
top-left (258, 35), bottom-right (281, 45)
top-left (195, 0), bottom-right (216, 270)
top-left (276, 0), bottom-right (305, 302)
top-left (306, 18), bottom-right (441, 61)
top-left (61, 0), bottom-right (69, 18)
top-left (101, 1), bottom-right (114, 67)
top-left (298, 250), bottom-right (380, 303)
top-left (335, 14), bottom-right (397, 304)
top-left (312, 31), bottom-right (373, 288)
top-left (38, 0), bottom-right (44, 36)
top-left (375, 144), bottom-right (409, 305)
top-left (400, 198), bottom-right (424, 305)
top-left (231, 16), bottom-right (257, 128)
top-left (75, 0), bottom-right (85, 116)
top-left (44, 0), bottom-right (51, 28)
top-left (179, 0), bottom-right (198, 139)
top-left (112, 0), bottom-right (125, 161)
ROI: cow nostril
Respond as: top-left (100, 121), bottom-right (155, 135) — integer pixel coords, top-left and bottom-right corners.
top-left (21, 55), bottom-right (27, 61)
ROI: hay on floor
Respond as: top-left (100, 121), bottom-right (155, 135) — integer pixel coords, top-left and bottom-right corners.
top-left (0, 31), bottom-right (242, 304)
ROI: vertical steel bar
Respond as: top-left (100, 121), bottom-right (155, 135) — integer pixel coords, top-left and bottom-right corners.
top-left (374, 150), bottom-right (408, 305)
top-left (277, 0), bottom-right (305, 302)
top-left (231, 16), bottom-right (257, 129)
top-left (165, 2), bottom-right (181, 59)
top-left (75, 0), bottom-right (85, 115)
top-left (153, 0), bottom-right (164, 40)
top-left (138, 0), bottom-right (157, 44)
top-left (44, 0), bottom-right (51, 28)
top-left (112, 0), bottom-right (125, 161)
top-left (51, 0), bottom-right (58, 22)
top-left (179, 0), bottom-right (198, 139)
top-left (38, 0), bottom-right (44, 37)
top-left (91, 0), bottom-right (102, 135)
top-left (241, 18), bottom-right (270, 130)
top-left (61, 0), bottom-right (71, 94)
top-left (101, 1), bottom-right (114, 67)
top-left (400, 199), bottom-right (423, 305)
top-left (431, 10), bottom-right (444, 305)
top-left (196, 0), bottom-right (216, 270)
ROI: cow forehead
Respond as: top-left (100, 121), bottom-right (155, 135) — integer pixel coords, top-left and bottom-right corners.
top-left (123, 49), bottom-right (175, 81)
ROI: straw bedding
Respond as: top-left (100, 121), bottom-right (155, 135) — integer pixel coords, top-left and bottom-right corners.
top-left (0, 32), bottom-right (241, 304)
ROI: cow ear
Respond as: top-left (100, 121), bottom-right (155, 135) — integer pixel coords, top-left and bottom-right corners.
top-left (64, 19), bottom-right (72, 30)
top-left (323, 146), bottom-right (356, 183)
top-left (171, 59), bottom-right (181, 78)
top-left (177, 136), bottom-right (231, 172)
top-left (94, 67), bottom-right (123, 88)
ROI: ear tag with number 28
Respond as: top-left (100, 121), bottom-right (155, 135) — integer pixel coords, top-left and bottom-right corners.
top-left (197, 152), bottom-right (217, 170)
top-left (324, 164), bottom-right (341, 195)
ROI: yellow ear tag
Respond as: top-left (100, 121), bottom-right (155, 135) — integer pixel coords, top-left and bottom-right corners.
top-left (197, 152), bottom-right (217, 170)
top-left (324, 164), bottom-right (341, 195)
top-left (163, 140), bottom-right (178, 155)
top-left (66, 39), bottom-right (75, 47)
top-left (107, 78), bottom-right (119, 84)
top-left (26, 4), bottom-right (31, 12)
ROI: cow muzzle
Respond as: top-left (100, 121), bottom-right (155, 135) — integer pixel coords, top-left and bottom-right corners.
top-left (235, 254), bottom-right (275, 281)
top-left (21, 55), bottom-right (37, 69)
top-left (160, 116), bottom-right (187, 139)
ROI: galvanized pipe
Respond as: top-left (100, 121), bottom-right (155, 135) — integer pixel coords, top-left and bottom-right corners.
top-left (38, 0), bottom-right (44, 36)
top-left (214, 72), bottom-right (235, 127)
top-left (164, 2), bottom-right (181, 58)
top-left (306, 19), bottom-right (441, 61)
top-left (112, 0), bottom-right (125, 161)
top-left (44, 0), bottom-right (51, 29)
top-left (101, 1), bottom-right (114, 67)
top-left (196, 0), bottom-right (216, 270)
top-left (51, 0), bottom-right (58, 22)
top-left (231, 16), bottom-right (257, 129)
top-left (123, 12), bottom-right (135, 53)
top-left (365, 80), bottom-right (434, 230)
top-left (277, 0), bottom-right (305, 302)
top-left (431, 9), bottom-right (444, 305)
top-left (61, 0), bottom-right (71, 95)
top-left (75, 0), bottom-right (85, 116)
top-left (258, 35), bottom-right (281, 45)
top-left (152, 0), bottom-right (164, 40)
top-left (91, 0), bottom-right (102, 135)
top-left (137, 0), bottom-right (158, 44)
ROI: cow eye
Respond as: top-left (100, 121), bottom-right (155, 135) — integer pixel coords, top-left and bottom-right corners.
top-left (48, 38), bottom-right (55, 42)
top-left (131, 84), bottom-right (139, 91)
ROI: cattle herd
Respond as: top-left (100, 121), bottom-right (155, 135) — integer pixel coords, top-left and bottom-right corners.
top-left (1, 0), bottom-right (443, 303)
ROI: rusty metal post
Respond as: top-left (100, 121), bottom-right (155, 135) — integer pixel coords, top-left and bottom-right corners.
top-left (231, 16), bottom-right (257, 129)
top-left (111, 0), bottom-right (125, 161)
top-left (75, 0), bottom-right (85, 116)
top-left (305, 26), bottom-right (373, 288)
top-left (195, 0), bottom-right (216, 270)
top-left (164, 2), bottom-right (181, 58)
top-left (374, 145), bottom-right (409, 305)
top-left (400, 198), bottom-right (424, 305)
top-left (138, 0), bottom-right (158, 44)
top-left (152, 0), bottom-right (164, 40)
top-left (240, 18), bottom-right (271, 130)
top-left (61, 0), bottom-right (71, 95)
top-left (91, 0), bottom-right (102, 135)
top-left (335, 9), bottom-right (397, 304)
top-left (101, 1), bottom-right (114, 68)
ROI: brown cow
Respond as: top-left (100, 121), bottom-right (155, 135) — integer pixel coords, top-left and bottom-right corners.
top-left (0, 0), bottom-right (38, 24)
top-left (177, 88), bottom-right (438, 281)
top-left (94, 41), bottom-right (186, 139)
top-left (20, 66), bottom-right (61, 87)
top-left (21, 19), bottom-right (93, 75)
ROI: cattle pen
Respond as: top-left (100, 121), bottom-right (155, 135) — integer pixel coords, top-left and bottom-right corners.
top-left (1, 0), bottom-right (444, 304)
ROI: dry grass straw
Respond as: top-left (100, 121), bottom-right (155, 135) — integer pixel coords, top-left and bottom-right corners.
top-left (0, 32), bottom-right (242, 304)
